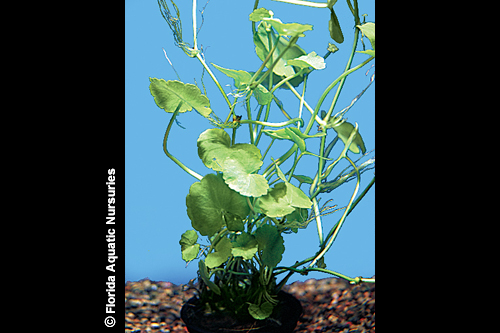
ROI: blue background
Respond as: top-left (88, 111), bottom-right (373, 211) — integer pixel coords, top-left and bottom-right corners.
top-left (125, 0), bottom-right (375, 285)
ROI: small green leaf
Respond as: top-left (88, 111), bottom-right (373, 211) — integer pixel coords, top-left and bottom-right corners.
top-left (262, 127), bottom-right (325, 141)
top-left (292, 174), bottom-right (313, 184)
top-left (199, 260), bottom-right (221, 295)
top-left (285, 128), bottom-right (306, 153)
top-left (186, 174), bottom-right (250, 237)
top-left (331, 120), bottom-right (366, 154)
top-left (262, 127), bottom-right (324, 154)
top-left (357, 22), bottom-right (375, 50)
top-left (212, 64), bottom-right (252, 88)
top-left (274, 159), bottom-right (287, 182)
top-left (356, 49), bottom-right (375, 57)
top-left (316, 257), bottom-right (327, 269)
top-left (252, 84), bottom-right (273, 105)
top-left (231, 232), bottom-right (258, 260)
top-left (284, 208), bottom-right (310, 233)
top-left (248, 302), bottom-right (274, 320)
top-left (212, 63), bottom-right (273, 106)
top-left (179, 230), bottom-right (200, 262)
top-left (255, 224), bottom-right (284, 268)
top-left (149, 78), bottom-right (212, 117)
top-left (329, 8), bottom-right (344, 44)
top-left (262, 18), bottom-right (313, 37)
top-left (249, 8), bottom-right (273, 22)
top-left (263, 127), bottom-right (329, 155)
top-left (287, 51), bottom-right (326, 70)
top-left (205, 237), bottom-right (232, 268)
top-left (261, 128), bottom-right (290, 140)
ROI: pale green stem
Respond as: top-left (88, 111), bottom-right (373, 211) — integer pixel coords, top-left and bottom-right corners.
top-left (192, 0), bottom-right (197, 50)
top-left (190, 0), bottom-right (232, 110)
top-left (324, 56), bottom-right (374, 122)
top-left (309, 124), bottom-right (361, 268)
top-left (195, 54), bottom-right (232, 110)
top-left (272, 0), bottom-right (328, 8)
top-left (285, 81), bottom-right (326, 127)
top-left (163, 105), bottom-right (203, 181)
top-left (312, 197), bottom-right (323, 244)
top-left (240, 117), bottom-right (304, 128)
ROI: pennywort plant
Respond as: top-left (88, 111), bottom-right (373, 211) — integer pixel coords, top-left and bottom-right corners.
top-left (150, 0), bottom-right (375, 321)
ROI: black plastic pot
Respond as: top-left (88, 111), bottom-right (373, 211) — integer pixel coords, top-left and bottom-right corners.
top-left (180, 291), bottom-right (303, 333)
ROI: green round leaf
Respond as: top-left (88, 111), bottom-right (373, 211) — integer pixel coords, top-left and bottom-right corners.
top-left (179, 230), bottom-right (200, 262)
top-left (197, 129), bottom-right (269, 197)
top-left (186, 174), bottom-right (250, 237)
top-left (197, 129), bottom-right (232, 171)
top-left (222, 154), bottom-right (269, 197)
top-left (231, 232), bottom-right (258, 260)
top-left (249, 301), bottom-right (274, 320)
top-left (205, 237), bottom-right (232, 268)
top-left (255, 224), bottom-right (284, 268)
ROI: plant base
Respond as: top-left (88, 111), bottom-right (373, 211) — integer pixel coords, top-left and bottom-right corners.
top-left (180, 291), bottom-right (302, 333)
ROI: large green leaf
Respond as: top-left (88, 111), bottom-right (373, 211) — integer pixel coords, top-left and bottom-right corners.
top-left (222, 152), bottom-right (270, 197)
top-left (205, 237), bottom-right (232, 268)
top-left (186, 173), bottom-right (250, 237)
top-left (231, 232), bottom-right (258, 260)
top-left (255, 162), bottom-right (311, 217)
top-left (212, 64), bottom-right (272, 105)
top-left (255, 181), bottom-right (312, 218)
top-left (197, 128), bottom-right (232, 171)
top-left (179, 230), bottom-right (200, 262)
top-left (254, 21), bottom-right (309, 78)
top-left (197, 129), bottom-right (269, 197)
top-left (148, 78), bottom-right (212, 117)
top-left (255, 224), bottom-right (284, 268)
top-left (262, 18), bottom-right (312, 37)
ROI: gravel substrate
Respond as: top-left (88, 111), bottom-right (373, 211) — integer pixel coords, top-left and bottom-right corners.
top-left (125, 277), bottom-right (375, 332)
